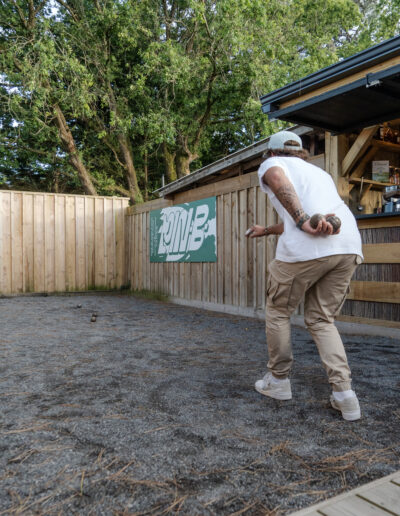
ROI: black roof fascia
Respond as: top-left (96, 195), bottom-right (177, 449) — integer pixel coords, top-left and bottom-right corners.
top-left (267, 63), bottom-right (400, 133)
top-left (260, 35), bottom-right (400, 109)
top-left (267, 77), bottom-right (367, 127)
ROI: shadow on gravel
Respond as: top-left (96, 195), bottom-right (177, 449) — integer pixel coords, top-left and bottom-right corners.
top-left (0, 294), bottom-right (399, 515)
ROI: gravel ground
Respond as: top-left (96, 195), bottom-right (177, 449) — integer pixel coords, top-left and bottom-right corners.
top-left (0, 294), bottom-right (399, 515)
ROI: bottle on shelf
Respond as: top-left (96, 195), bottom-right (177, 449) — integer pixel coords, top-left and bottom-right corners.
top-left (379, 122), bottom-right (396, 142)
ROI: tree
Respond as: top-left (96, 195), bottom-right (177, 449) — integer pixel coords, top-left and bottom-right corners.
top-left (0, 0), bottom-right (98, 194)
top-left (1, 0), bottom-right (399, 199)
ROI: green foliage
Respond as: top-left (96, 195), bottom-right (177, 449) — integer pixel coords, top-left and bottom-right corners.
top-left (1, 0), bottom-right (399, 196)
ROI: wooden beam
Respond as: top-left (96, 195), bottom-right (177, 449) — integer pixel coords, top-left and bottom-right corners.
top-left (337, 314), bottom-right (400, 329)
top-left (126, 198), bottom-right (172, 215)
top-left (325, 133), bottom-right (349, 200)
top-left (357, 216), bottom-right (400, 229)
top-left (173, 172), bottom-right (259, 205)
top-left (342, 125), bottom-right (379, 177)
top-left (349, 146), bottom-right (378, 179)
top-left (362, 243), bottom-right (400, 263)
top-left (348, 280), bottom-right (400, 304)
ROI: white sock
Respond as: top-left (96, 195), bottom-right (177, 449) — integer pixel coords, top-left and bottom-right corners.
top-left (333, 389), bottom-right (356, 402)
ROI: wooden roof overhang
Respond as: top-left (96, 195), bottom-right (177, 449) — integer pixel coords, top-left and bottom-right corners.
top-left (260, 36), bottom-right (400, 134)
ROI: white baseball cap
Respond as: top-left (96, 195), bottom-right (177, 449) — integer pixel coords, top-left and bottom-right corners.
top-left (266, 130), bottom-right (303, 150)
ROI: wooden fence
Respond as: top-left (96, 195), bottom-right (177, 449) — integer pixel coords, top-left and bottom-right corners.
top-left (0, 190), bottom-right (129, 295)
top-left (126, 172), bottom-right (279, 317)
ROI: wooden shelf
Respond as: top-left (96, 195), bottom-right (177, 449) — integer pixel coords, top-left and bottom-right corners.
top-left (349, 177), bottom-right (394, 189)
top-left (371, 139), bottom-right (400, 153)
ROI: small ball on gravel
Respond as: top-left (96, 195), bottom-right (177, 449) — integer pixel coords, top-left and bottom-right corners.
top-left (91, 315), bottom-right (96, 323)
top-left (310, 213), bottom-right (324, 229)
top-left (326, 215), bottom-right (341, 233)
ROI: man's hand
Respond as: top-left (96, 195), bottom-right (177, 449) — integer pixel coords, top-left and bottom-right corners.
top-left (246, 225), bottom-right (266, 238)
top-left (301, 213), bottom-right (340, 236)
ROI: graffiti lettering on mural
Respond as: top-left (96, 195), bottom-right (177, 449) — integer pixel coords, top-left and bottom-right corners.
top-left (150, 197), bottom-right (217, 262)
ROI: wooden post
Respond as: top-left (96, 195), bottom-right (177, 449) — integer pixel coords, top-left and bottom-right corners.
top-left (325, 132), bottom-right (349, 203)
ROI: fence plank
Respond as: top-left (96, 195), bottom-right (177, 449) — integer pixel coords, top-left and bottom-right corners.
top-left (65, 196), bottom-right (76, 291)
top-left (11, 193), bottom-right (23, 293)
top-left (33, 195), bottom-right (45, 292)
top-left (256, 188), bottom-right (266, 309)
top-left (75, 196), bottom-right (86, 290)
top-left (116, 200), bottom-right (125, 289)
top-left (105, 198), bottom-right (115, 289)
top-left (94, 197), bottom-right (105, 288)
top-left (55, 195), bottom-right (66, 292)
top-left (247, 187), bottom-right (255, 307)
top-left (1, 193), bottom-right (12, 294)
top-left (22, 194), bottom-right (34, 292)
top-left (85, 197), bottom-right (95, 289)
top-left (239, 189), bottom-right (247, 307)
top-left (45, 195), bottom-right (55, 292)
top-left (223, 193), bottom-right (232, 305)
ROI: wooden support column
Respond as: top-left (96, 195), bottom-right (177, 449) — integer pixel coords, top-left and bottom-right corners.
top-left (325, 132), bottom-right (349, 202)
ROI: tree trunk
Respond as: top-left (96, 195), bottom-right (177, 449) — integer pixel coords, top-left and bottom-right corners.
top-left (117, 133), bottom-right (143, 204)
top-left (53, 105), bottom-right (97, 195)
top-left (176, 153), bottom-right (190, 178)
top-left (107, 84), bottom-right (143, 204)
top-left (163, 142), bottom-right (177, 182)
top-left (176, 148), bottom-right (198, 178)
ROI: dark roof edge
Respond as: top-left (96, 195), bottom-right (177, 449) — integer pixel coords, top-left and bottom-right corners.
top-left (260, 35), bottom-right (400, 107)
top-left (154, 125), bottom-right (313, 197)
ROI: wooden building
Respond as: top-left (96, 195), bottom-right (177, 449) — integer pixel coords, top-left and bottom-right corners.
top-left (129, 36), bottom-right (400, 328)
top-left (260, 35), bottom-right (400, 326)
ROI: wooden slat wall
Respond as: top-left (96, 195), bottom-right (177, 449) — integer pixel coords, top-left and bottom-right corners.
top-left (341, 223), bottom-right (400, 323)
top-left (0, 190), bottom-right (129, 294)
top-left (126, 173), bottom-right (278, 314)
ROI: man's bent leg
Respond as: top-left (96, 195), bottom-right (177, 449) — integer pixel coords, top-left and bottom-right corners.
top-left (265, 300), bottom-right (293, 379)
top-left (264, 259), bottom-right (313, 379)
top-left (304, 254), bottom-right (360, 392)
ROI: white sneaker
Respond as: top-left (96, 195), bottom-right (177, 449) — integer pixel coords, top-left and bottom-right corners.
top-left (330, 394), bottom-right (361, 421)
top-left (255, 372), bottom-right (292, 400)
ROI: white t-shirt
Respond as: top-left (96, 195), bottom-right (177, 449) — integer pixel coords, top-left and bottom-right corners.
top-left (258, 156), bottom-right (363, 262)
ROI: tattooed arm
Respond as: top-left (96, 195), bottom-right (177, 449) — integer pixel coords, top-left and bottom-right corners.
top-left (262, 166), bottom-right (333, 235)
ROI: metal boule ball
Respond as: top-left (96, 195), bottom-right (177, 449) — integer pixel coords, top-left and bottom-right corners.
top-left (310, 213), bottom-right (324, 229)
top-left (91, 315), bottom-right (96, 322)
top-left (326, 215), bottom-right (341, 233)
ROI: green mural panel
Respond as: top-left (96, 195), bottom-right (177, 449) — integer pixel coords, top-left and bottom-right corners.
top-left (150, 197), bottom-right (217, 262)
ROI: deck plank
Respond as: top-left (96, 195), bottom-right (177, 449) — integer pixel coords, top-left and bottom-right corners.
top-left (321, 494), bottom-right (392, 516)
top-left (289, 471), bottom-right (400, 516)
top-left (359, 482), bottom-right (400, 515)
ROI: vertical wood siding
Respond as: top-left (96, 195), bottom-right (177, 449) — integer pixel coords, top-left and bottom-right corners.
top-left (0, 190), bottom-right (129, 294)
top-left (126, 172), bottom-right (278, 314)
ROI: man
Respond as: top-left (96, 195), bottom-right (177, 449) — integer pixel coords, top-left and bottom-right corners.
top-left (248, 130), bottom-right (363, 421)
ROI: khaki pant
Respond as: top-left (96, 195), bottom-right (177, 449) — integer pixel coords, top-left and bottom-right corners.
top-left (265, 254), bottom-right (361, 392)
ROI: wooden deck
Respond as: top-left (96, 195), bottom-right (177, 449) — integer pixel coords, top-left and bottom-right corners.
top-left (290, 471), bottom-right (400, 516)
